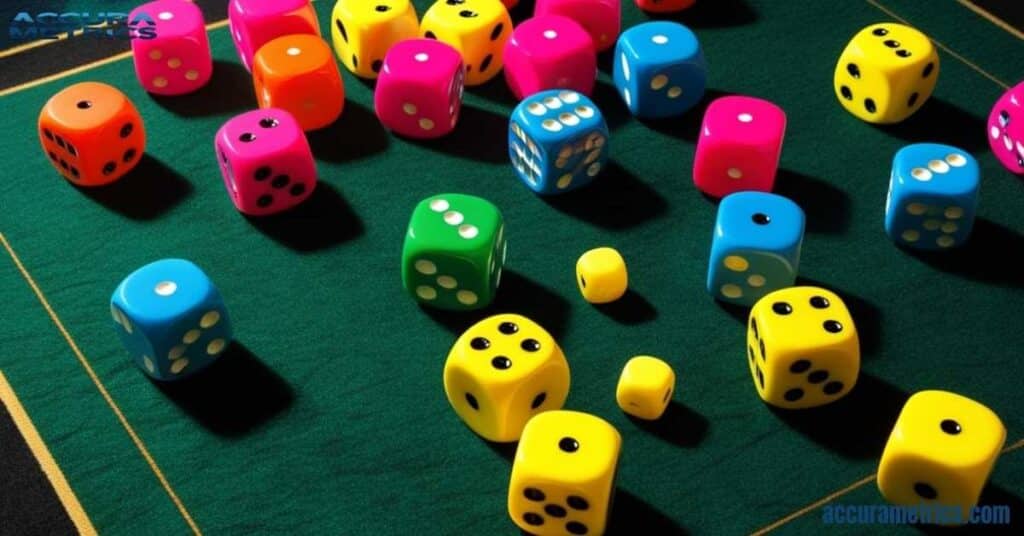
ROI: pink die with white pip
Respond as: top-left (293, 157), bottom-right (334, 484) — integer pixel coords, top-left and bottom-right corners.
top-left (504, 15), bottom-right (596, 101)
top-left (693, 96), bottom-right (787, 199)
top-left (988, 81), bottom-right (1024, 174)
top-left (215, 109), bottom-right (317, 216)
top-left (534, 0), bottom-right (620, 52)
top-left (129, 0), bottom-right (212, 95)
top-left (228, 0), bottom-right (320, 71)
top-left (374, 39), bottom-right (464, 140)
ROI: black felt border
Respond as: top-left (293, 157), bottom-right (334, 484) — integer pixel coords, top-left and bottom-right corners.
top-left (0, 398), bottom-right (78, 536)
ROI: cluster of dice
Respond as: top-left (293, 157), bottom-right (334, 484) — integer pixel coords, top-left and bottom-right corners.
top-left (31, 0), bottom-right (1023, 533)
top-left (397, 16), bottom-right (1019, 535)
top-left (442, 313), bottom-right (671, 535)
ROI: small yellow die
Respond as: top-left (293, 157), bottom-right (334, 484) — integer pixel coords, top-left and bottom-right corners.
top-left (508, 410), bottom-right (621, 536)
top-left (833, 23), bottom-right (939, 124)
top-left (576, 247), bottom-right (628, 304)
top-left (331, 0), bottom-right (419, 78)
top-left (616, 356), bottom-right (675, 420)
top-left (748, 286), bottom-right (859, 409)
top-left (878, 390), bottom-right (1005, 523)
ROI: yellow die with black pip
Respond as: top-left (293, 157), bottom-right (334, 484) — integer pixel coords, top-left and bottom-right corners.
top-left (443, 314), bottom-right (570, 442)
top-left (330, 0), bottom-right (419, 78)
top-left (419, 0), bottom-right (512, 86)
top-left (508, 410), bottom-right (621, 536)
top-left (747, 286), bottom-right (859, 409)
top-left (833, 23), bottom-right (939, 124)
top-left (878, 391), bottom-right (1005, 523)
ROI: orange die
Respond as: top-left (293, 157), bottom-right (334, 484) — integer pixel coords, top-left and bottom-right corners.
top-left (253, 35), bottom-right (345, 131)
top-left (38, 82), bottom-right (146, 186)
top-left (634, 0), bottom-right (695, 13)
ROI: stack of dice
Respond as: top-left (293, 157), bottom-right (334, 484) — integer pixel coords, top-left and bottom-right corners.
top-left (230, 0), bottom-right (344, 132)
top-left (220, 0), bottom-right (335, 215)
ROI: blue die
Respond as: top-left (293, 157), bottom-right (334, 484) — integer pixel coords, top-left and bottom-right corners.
top-left (111, 259), bottom-right (232, 381)
top-left (508, 89), bottom-right (609, 195)
top-left (707, 192), bottom-right (805, 306)
top-left (885, 144), bottom-right (979, 250)
top-left (613, 21), bottom-right (706, 119)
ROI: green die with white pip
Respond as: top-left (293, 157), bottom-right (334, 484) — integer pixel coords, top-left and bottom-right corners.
top-left (401, 194), bottom-right (506, 310)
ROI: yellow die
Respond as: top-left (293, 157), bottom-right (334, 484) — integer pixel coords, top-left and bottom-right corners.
top-left (330, 0), bottom-right (419, 78)
top-left (833, 23), bottom-right (939, 124)
top-left (443, 314), bottom-right (570, 442)
top-left (747, 286), bottom-right (859, 409)
top-left (616, 356), bottom-right (675, 420)
top-left (878, 391), bottom-right (1005, 522)
top-left (576, 247), bottom-right (628, 304)
top-left (419, 0), bottom-right (512, 86)
top-left (508, 410), bottom-right (621, 536)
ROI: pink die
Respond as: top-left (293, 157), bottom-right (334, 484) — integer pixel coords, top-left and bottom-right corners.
top-left (374, 39), bottom-right (464, 140)
top-left (988, 81), bottom-right (1024, 174)
top-left (215, 109), bottom-right (317, 216)
top-left (504, 16), bottom-right (596, 101)
top-left (534, 0), bottom-right (620, 52)
top-left (129, 1), bottom-right (212, 95)
top-left (693, 96), bottom-right (787, 198)
top-left (228, 0), bottom-right (320, 72)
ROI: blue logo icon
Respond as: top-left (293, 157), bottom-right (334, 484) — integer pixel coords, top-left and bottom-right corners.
top-left (9, 12), bottom-right (159, 41)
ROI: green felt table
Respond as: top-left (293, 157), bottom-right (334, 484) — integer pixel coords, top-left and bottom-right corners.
top-left (1, 1), bottom-right (1023, 534)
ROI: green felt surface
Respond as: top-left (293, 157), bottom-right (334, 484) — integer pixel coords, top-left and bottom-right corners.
top-left (1, 1), bottom-right (1023, 534)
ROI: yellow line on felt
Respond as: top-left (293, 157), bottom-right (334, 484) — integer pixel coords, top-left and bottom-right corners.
top-left (0, 233), bottom-right (202, 536)
top-left (750, 436), bottom-right (1024, 535)
top-left (0, 370), bottom-right (98, 536)
top-left (955, 0), bottom-right (1024, 41)
top-left (864, 0), bottom-right (1010, 90)
top-left (0, 19), bottom-right (230, 99)
top-left (0, 39), bottom-right (56, 58)
top-left (0, 51), bottom-right (132, 98)
top-left (748, 474), bottom-right (877, 535)
top-left (0, 23), bottom-right (112, 60)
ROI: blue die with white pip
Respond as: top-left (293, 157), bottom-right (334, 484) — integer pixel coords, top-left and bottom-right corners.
top-left (613, 21), bottom-right (706, 119)
top-left (110, 259), bottom-right (232, 381)
top-left (707, 192), bottom-right (805, 306)
top-left (508, 89), bottom-right (609, 195)
top-left (885, 144), bottom-right (979, 250)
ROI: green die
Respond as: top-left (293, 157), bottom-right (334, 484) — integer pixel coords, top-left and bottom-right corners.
top-left (401, 194), bottom-right (506, 310)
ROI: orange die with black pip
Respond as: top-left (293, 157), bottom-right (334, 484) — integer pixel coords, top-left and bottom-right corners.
top-left (38, 82), bottom-right (146, 186)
